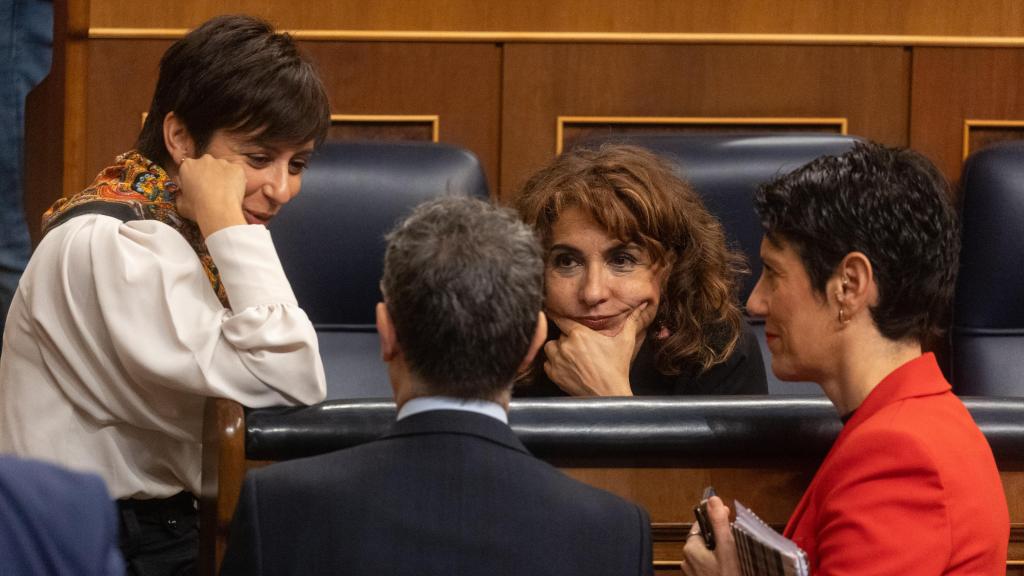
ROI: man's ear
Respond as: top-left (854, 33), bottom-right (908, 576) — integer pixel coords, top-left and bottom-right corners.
top-left (376, 302), bottom-right (399, 362)
top-left (516, 311), bottom-right (549, 373)
top-left (163, 111), bottom-right (195, 164)
top-left (832, 251), bottom-right (874, 315)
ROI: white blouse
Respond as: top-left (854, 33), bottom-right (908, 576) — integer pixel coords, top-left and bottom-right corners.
top-left (0, 215), bottom-right (326, 499)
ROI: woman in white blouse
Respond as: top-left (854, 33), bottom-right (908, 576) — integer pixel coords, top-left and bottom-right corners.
top-left (0, 14), bottom-right (328, 574)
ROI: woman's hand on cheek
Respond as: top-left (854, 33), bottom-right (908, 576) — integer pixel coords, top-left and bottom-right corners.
top-left (543, 303), bottom-right (654, 396)
top-left (176, 154), bottom-right (247, 238)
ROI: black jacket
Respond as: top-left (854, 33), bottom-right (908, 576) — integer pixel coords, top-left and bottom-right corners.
top-left (220, 409), bottom-right (653, 576)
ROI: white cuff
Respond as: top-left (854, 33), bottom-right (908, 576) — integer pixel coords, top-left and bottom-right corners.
top-left (205, 225), bottom-right (297, 310)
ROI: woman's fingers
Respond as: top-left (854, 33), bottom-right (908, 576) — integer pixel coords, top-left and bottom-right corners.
top-left (681, 497), bottom-right (742, 576)
top-left (176, 154), bottom-right (247, 237)
top-left (542, 301), bottom-right (655, 396)
top-left (621, 302), bottom-right (654, 341)
top-left (543, 323), bottom-right (632, 396)
top-left (707, 497), bottom-right (734, 549)
top-left (548, 314), bottom-right (584, 336)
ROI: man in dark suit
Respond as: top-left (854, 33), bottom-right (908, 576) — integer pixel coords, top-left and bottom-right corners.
top-left (220, 196), bottom-right (653, 576)
top-left (0, 456), bottom-right (123, 575)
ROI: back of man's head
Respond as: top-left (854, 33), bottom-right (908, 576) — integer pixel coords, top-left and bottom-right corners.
top-left (381, 196), bottom-right (543, 399)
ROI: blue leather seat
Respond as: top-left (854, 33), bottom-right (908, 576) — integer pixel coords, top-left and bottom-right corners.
top-left (953, 141), bottom-right (1024, 396)
top-left (581, 133), bottom-right (860, 394)
top-left (270, 141), bottom-right (490, 398)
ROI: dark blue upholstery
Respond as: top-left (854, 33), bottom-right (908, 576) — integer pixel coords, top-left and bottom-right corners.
top-left (581, 133), bottom-right (860, 394)
top-left (953, 141), bottom-right (1024, 396)
top-left (269, 141), bottom-right (489, 398)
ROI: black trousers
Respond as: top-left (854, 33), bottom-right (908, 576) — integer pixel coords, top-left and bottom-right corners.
top-left (117, 492), bottom-right (198, 576)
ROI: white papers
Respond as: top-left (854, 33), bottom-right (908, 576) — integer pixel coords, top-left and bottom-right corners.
top-left (732, 501), bottom-right (809, 576)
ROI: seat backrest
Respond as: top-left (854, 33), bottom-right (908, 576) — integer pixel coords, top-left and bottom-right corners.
top-left (270, 141), bottom-right (490, 398)
top-left (953, 141), bottom-right (1024, 396)
top-left (581, 133), bottom-right (860, 394)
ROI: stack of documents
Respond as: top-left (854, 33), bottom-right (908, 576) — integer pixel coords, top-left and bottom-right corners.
top-left (732, 501), bottom-right (809, 576)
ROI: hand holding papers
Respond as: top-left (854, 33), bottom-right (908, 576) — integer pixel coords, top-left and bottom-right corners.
top-left (681, 496), bottom-right (741, 576)
top-left (682, 497), bottom-right (808, 576)
top-left (732, 501), bottom-right (809, 576)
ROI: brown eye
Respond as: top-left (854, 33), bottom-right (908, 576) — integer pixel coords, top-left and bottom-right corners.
top-left (246, 154), bottom-right (271, 168)
top-left (550, 253), bottom-right (580, 270)
top-left (609, 251), bottom-right (639, 270)
top-left (289, 160), bottom-right (308, 175)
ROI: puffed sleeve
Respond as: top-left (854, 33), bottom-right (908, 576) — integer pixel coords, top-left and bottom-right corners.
top-left (812, 426), bottom-right (950, 576)
top-left (26, 215), bottom-right (325, 430)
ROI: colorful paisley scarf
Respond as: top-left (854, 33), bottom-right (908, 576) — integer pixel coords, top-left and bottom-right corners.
top-left (41, 150), bottom-right (227, 306)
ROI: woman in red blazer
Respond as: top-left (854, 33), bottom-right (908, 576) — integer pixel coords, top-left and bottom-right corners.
top-left (683, 142), bottom-right (1008, 576)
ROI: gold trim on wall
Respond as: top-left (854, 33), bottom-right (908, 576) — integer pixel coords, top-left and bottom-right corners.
top-left (330, 114), bottom-right (440, 142)
top-left (961, 119), bottom-right (1024, 160)
top-left (555, 116), bottom-right (849, 154)
top-left (88, 27), bottom-right (1024, 48)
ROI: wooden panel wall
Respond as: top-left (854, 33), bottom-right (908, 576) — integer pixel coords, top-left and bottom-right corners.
top-left (21, 0), bottom-right (1024, 243)
top-left (911, 48), bottom-right (1024, 184)
top-left (500, 43), bottom-right (910, 198)
top-left (22, 0), bottom-right (69, 238)
top-left (84, 40), bottom-right (164, 183)
top-left (88, 0), bottom-right (1024, 37)
top-left (82, 40), bottom-right (502, 198)
top-left (567, 466), bottom-right (1024, 575)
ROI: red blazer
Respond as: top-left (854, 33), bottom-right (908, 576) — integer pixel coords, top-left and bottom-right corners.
top-left (784, 354), bottom-right (1008, 575)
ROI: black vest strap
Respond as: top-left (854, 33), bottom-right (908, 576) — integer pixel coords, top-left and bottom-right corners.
top-left (44, 201), bottom-right (144, 235)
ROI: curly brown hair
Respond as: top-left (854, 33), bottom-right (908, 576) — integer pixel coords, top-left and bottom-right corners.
top-left (514, 143), bottom-right (747, 374)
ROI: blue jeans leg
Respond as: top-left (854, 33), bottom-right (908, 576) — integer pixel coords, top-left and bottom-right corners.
top-left (0, 0), bottom-right (52, 338)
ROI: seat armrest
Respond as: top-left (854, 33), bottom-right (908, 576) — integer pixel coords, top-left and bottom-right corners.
top-left (200, 398), bottom-right (245, 576)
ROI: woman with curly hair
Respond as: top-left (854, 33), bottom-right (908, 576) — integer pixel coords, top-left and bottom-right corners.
top-left (514, 144), bottom-right (767, 396)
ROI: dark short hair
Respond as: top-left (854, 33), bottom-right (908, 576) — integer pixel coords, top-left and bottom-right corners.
top-left (755, 142), bottom-right (960, 344)
top-left (136, 14), bottom-right (330, 166)
top-left (515, 144), bottom-right (746, 374)
top-left (382, 197), bottom-right (544, 399)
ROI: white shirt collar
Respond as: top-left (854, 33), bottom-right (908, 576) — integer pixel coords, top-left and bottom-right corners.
top-left (397, 395), bottom-right (508, 424)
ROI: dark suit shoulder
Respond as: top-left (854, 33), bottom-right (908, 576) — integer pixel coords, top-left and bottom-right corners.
top-left (0, 457), bottom-right (123, 576)
top-left (230, 413), bottom-right (652, 575)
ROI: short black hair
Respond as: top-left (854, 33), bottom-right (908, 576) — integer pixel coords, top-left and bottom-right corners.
top-left (755, 142), bottom-right (960, 344)
top-left (136, 14), bottom-right (330, 166)
top-left (382, 197), bottom-right (544, 399)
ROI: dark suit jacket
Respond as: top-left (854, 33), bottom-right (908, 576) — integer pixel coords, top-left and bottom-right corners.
top-left (0, 456), bottom-right (123, 576)
top-left (220, 409), bottom-right (653, 576)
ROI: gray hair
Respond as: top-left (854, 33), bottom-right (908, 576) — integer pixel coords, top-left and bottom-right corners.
top-left (381, 196), bottom-right (544, 399)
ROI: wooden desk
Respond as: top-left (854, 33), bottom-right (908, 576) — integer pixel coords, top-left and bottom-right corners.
top-left (200, 397), bottom-right (1024, 575)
